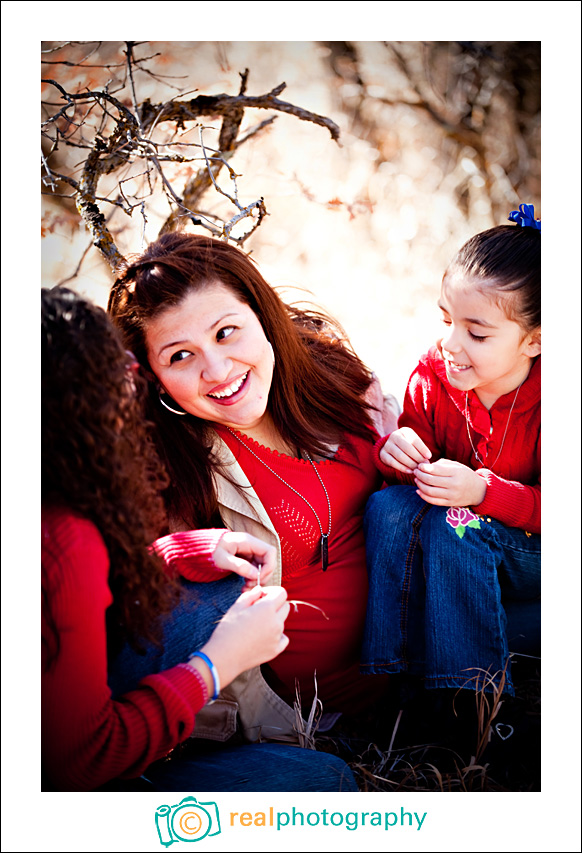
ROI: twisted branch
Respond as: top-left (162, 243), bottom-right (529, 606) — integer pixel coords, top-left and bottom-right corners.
top-left (42, 46), bottom-right (341, 272)
top-left (137, 84), bottom-right (340, 142)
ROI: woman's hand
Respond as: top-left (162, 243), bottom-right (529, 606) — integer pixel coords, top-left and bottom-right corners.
top-left (213, 532), bottom-right (276, 588)
top-left (380, 427), bottom-right (432, 472)
top-left (366, 375), bottom-right (401, 436)
top-left (414, 458), bottom-right (487, 507)
top-left (192, 586), bottom-right (290, 692)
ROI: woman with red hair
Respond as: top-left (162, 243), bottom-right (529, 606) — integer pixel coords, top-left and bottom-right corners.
top-left (108, 232), bottom-right (394, 743)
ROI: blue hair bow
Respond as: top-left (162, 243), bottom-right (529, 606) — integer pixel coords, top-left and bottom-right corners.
top-left (508, 203), bottom-right (541, 231)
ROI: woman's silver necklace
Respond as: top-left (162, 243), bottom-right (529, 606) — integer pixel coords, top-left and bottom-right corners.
top-left (225, 427), bottom-right (332, 571)
top-left (464, 381), bottom-right (523, 472)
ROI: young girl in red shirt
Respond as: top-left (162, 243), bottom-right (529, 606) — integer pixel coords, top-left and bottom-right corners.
top-left (362, 205), bottom-right (541, 699)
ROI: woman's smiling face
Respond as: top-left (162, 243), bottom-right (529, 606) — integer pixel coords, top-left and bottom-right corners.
top-left (145, 281), bottom-right (274, 431)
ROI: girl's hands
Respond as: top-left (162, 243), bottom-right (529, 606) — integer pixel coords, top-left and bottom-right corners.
top-left (212, 532), bottom-right (276, 588)
top-left (414, 458), bottom-right (487, 507)
top-left (379, 428), bottom-right (486, 506)
top-left (194, 586), bottom-right (290, 691)
top-left (380, 427), bottom-right (432, 472)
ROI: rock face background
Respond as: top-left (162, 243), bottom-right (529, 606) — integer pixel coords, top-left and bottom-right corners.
top-left (41, 41), bottom-right (541, 401)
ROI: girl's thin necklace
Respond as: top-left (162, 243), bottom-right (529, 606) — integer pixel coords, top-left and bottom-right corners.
top-left (464, 381), bottom-right (523, 472)
top-left (225, 427), bottom-right (332, 571)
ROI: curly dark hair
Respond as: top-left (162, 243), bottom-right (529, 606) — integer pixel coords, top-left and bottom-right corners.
top-left (108, 232), bottom-right (377, 529)
top-left (42, 287), bottom-right (177, 661)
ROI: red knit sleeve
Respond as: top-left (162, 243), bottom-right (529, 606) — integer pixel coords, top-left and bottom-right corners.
top-left (373, 359), bottom-right (440, 485)
top-left (473, 471), bottom-right (541, 534)
top-left (152, 528), bottom-right (229, 581)
top-left (42, 511), bottom-right (208, 791)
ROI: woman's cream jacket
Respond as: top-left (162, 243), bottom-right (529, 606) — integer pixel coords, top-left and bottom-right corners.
top-left (189, 434), bottom-right (305, 745)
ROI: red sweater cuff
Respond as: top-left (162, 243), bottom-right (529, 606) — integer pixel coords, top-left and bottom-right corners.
top-left (152, 529), bottom-right (229, 579)
top-left (174, 663), bottom-right (210, 706)
top-left (142, 662), bottom-right (208, 716)
top-left (472, 470), bottom-right (540, 534)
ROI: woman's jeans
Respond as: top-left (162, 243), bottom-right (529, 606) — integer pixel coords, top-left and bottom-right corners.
top-left (107, 574), bottom-right (358, 792)
top-left (98, 743), bottom-right (358, 792)
top-left (361, 486), bottom-right (541, 696)
top-left (108, 574), bottom-right (243, 695)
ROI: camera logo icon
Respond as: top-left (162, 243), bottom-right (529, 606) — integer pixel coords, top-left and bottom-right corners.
top-left (155, 796), bottom-right (221, 846)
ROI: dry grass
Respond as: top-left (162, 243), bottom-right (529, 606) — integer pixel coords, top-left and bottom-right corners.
top-left (172, 658), bottom-right (539, 792)
top-left (310, 657), bottom-right (541, 792)
top-left (467, 665), bottom-right (509, 765)
top-left (294, 676), bottom-right (323, 750)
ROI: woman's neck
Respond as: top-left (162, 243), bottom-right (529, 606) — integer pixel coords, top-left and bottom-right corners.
top-left (217, 415), bottom-right (299, 457)
top-left (215, 418), bottom-right (339, 461)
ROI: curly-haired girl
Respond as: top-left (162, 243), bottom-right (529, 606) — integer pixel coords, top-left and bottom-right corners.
top-left (42, 287), bottom-right (357, 792)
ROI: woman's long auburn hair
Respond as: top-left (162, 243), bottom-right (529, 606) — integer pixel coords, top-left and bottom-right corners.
top-left (42, 288), bottom-right (177, 662)
top-left (108, 232), bottom-right (377, 529)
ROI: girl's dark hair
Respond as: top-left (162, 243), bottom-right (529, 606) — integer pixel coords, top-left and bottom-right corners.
top-left (108, 232), bottom-right (376, 529)
top-left (444, 224), bottom-right (541, 332)
top-left (42, 288), bottom-right (176, 663)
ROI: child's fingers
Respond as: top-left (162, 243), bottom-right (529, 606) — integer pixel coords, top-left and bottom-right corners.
top-left (415, 474), bottom-right (447, 493)
top-left (391, 432), bottom-right (431, 464)
top-left (415, 488), bottom-right (452, 506)
top-left (395, 428), bottom-right (431, 457)
top-left (385, 446), bottom-right (423, 471)
top-left (408, 436), bottom-right (432, 460)
top-left (380, 449), bottom-right (417, 472)
top-left (415, 476), bottom-right (456, 504)
top-left (381, 441), bottom-right (420, 471)
top-left (414, 467), bottom-right (447, 487)
top-left (415, 460), bottom-right (452, 497)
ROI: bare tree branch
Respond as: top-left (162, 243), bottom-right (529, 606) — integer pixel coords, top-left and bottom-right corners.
top-left (42, 47), bottom-right (341, 271)
top-left (55, 240), bottom-right (93, 286)
top-left (137, 85), bottom-right (340, 142)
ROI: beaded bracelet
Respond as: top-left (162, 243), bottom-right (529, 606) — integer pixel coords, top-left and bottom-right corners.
top-left (188, 650), bottom-right (220, 704)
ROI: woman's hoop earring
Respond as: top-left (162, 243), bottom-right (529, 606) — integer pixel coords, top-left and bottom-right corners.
top-left (158, 391), bottom-right (188, 416)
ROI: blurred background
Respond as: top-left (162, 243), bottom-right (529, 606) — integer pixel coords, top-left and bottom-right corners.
top-left (41, 40), bottom-right (541, 402)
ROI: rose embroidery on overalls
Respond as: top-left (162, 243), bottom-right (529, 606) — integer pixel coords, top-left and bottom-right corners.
top-left (446, 506), bottom-right (482, 539)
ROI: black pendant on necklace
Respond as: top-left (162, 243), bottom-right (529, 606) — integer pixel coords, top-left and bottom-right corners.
top-left (321, 534), bottom-right (329, 572)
